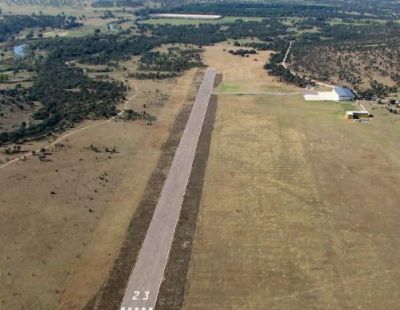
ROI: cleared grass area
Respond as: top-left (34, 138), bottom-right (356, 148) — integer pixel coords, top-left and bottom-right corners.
top-left (139, 16), bottom-right (262, 25)
top-left (182, 44), bottom-right (400, 309)
top-left (203, 43), bottom-right (300, 93)
top-left (219, 82), bottom-right (241, 93)
top-left (183, 93), bottom-right (400, 309)
top-left (305, 101), bottom-right (357, 114)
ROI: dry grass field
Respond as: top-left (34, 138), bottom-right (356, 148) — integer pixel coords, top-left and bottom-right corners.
top-left (0, 66), bottom-right (202, 309)
top-left (204, 44), bottom-right (299, 93)
top-left (2, 39), bottom-right (400, 310)
top-left (181, 44), bottom-right (400, 309)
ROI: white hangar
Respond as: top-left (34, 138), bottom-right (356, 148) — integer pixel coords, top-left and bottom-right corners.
top-left (304, 87), bottom-right (356, 101)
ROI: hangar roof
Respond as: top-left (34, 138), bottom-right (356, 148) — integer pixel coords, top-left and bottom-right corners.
top-left (334, 87), bottom-right (355, 97)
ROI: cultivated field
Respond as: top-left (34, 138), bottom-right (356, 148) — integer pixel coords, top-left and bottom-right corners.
top-left (0, 67), bottom-right (202, 309)
top-left (181, 44), bottom-right (400, 309)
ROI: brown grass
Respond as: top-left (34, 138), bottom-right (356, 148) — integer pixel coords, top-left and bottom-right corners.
top-left (181, 45), bottom-right (400, 309)
top-left (0, 67), bottom-right (201, 309)
top-left (81, 69), bottom-right (204, 310)
top-left (203, 43), bottom-right (300, 93)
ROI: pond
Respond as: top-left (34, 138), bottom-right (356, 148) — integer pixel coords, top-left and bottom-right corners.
top-left (13, 44), bottom-right (27, 57)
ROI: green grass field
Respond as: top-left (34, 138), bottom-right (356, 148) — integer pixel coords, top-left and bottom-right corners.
top-left (218, 82), bottom-right (241, 92)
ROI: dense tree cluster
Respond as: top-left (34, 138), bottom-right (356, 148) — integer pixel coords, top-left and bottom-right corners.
top-left (141, 23), bottom-right (225, 46)
top-left (133, 71), bottom-right (177, 80)
top-left (0, 57), bottom-right (126, 144)
top-left (33, 34), bottom-right (164, 64)
top-left (226, 19), bottom-right (288, 41)
top-left (228, 49), bottom-right (257, 56)
top-left (358, 81), bottom-right (397, 100)
top-left (138, 47), bottom-right (203, 72)
top-left (0, 74), bottom-right (10, 83)
top-left (138, 18), bottom-right (288, 46)
top-left (0, 14), bottom-right (81, 42)
top-left (0, 86), bottom-right (33, 114)
top-left (92, 0), bottom-right (143, 8)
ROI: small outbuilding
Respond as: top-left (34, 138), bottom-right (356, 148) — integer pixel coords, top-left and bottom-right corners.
top-left (345, 111), bottom-right (372, 120)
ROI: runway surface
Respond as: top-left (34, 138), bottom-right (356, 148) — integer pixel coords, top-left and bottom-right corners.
top-left (120, 68), bottom-right (217, 310)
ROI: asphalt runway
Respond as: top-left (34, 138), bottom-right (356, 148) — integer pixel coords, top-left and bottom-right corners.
top-left (120, 68), bottom-right (217, 310)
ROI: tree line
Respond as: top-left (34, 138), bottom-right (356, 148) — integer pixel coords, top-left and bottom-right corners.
top-left (92, 0), bottom-right (143, 8)
top-left (137, 47), bottom-right (203, 74)
top-left (0, 14), bottom-right (81, 42)
top-left (137, 2), bottom-right (350, 19)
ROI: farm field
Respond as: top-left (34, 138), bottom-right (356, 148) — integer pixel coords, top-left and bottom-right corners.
top-left (181, 44), bottom-right (400, 309)
top-left (0, 67), bottom-right (203, 309)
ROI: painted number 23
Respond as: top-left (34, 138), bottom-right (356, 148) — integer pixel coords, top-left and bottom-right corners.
top-left (132, 291), bottom-right (150, 301)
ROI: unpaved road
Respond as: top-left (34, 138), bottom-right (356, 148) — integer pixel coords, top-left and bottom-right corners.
top-left (281, 41), bottom-right (336, 89)
top-left (120, 68), bottom-right (217, 310)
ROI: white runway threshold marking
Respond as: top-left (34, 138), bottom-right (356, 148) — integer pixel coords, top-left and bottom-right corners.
top-left (120, 68), bottom-right (217, 309)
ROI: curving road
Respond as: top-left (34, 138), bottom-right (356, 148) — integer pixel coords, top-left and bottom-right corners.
top-left (120, 68), bottom-right (217, 310)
